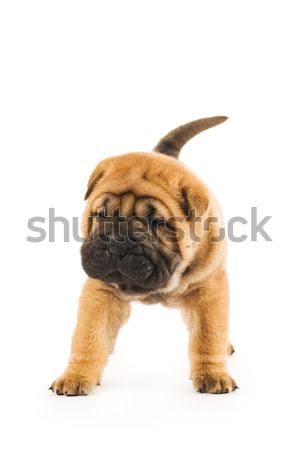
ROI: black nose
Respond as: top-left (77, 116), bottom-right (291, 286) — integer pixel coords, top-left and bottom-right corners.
top-left (107, 237), bottom-right (136, 256)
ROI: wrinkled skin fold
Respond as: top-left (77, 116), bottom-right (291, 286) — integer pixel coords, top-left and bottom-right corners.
top-left (81, 237), bottom-right (180, 294)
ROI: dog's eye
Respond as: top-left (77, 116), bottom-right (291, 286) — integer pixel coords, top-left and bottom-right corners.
top-left (97, 209), bottom-right (106, 219)
top-left (150, 217), bottom-right (166, 228)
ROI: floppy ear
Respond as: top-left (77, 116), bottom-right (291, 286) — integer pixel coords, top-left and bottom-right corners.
top-left (181, 187), bottom-right (209, 220)
top-left (84, 169), bottom-right (104, 200)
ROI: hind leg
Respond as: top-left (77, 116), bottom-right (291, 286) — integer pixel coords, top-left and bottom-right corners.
top-left (228, 343), bottom-right (235, 355)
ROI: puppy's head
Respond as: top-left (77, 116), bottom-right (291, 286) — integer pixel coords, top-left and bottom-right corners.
top-left (81, 116), bottom-right (227, 297)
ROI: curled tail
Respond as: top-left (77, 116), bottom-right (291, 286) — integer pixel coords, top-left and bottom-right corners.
top-left (153, 116), bottom-right (227, 159)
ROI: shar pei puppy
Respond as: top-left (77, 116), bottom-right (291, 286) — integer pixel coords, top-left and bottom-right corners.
top-left (50, 116), bottom-right (237, 396)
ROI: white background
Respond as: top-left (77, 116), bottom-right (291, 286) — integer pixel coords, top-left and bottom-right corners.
top-left (0, 1), bottom-right (300, 449)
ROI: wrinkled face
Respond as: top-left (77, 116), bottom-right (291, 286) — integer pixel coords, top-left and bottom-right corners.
top-left (81, 192), bottom-right (183, 295)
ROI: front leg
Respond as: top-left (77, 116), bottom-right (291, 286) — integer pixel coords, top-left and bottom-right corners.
top-left (182, 269), bottom-right (237, 394)
top-left (51, 278), bottom-right (130, 396)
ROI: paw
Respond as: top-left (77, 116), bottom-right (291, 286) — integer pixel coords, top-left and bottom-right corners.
top-left (50, 374), bottom-right (97, 396)
top-left (192, 372), bottom-right (238, 394)
top-left (227, 343), bottom-right (235, 355)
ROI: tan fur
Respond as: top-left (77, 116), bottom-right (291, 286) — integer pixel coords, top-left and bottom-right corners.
top-left (51, 120), bottom-right (237, 396)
